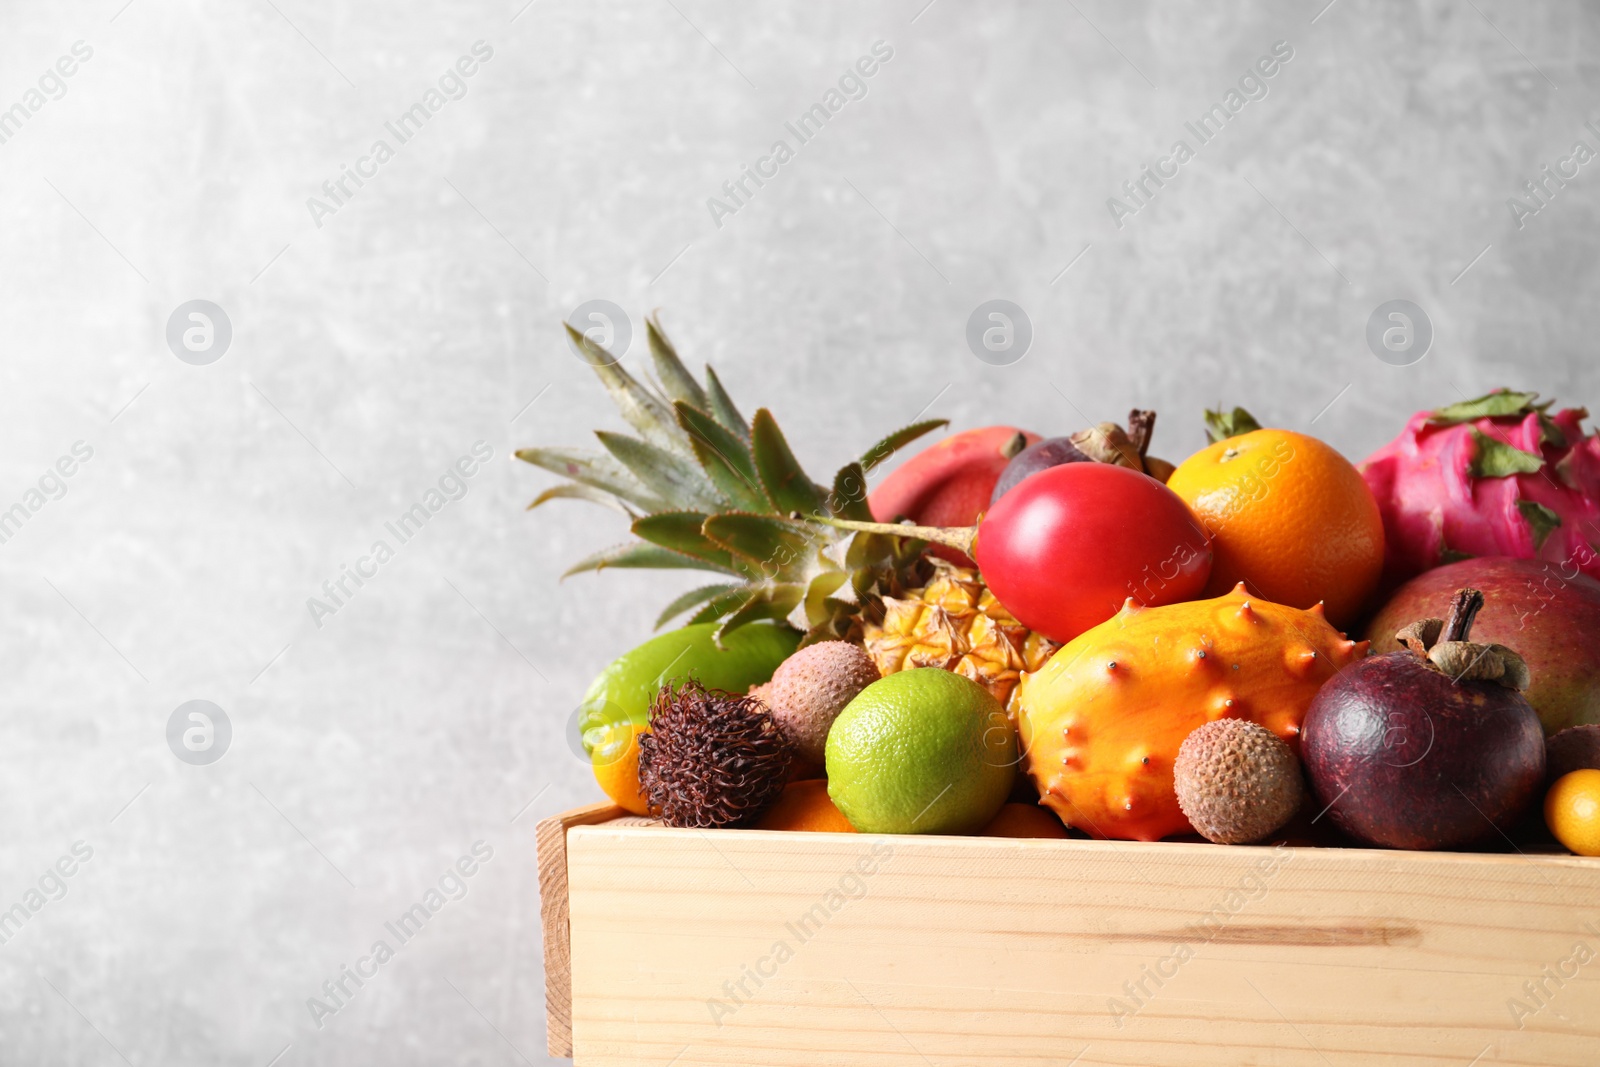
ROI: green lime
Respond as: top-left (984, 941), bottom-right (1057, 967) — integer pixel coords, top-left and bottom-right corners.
top-left (578, 622), bottom-right (799, 756)
top-left (825, 668), bottom-right (1016, 834)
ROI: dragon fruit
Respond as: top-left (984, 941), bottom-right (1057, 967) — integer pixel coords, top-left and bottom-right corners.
top-left (1360, 390), bottom-right (1600, 588)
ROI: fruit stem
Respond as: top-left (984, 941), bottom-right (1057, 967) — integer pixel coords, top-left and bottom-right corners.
top-left (1127, 409), bottom-right (1156, 459)
top-left (810, 515), bottom-right (977, 557)
top-left (1441, 588), bottom-right (1484, 642)
top-left (1000, 431), bottom-right (1029, 460)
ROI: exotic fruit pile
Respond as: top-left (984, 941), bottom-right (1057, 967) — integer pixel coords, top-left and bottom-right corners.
top-left (523, 320), bottom-right (1600, 858)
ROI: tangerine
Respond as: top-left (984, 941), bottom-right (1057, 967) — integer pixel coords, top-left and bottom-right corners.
top-left (754, 779), bottom-right (855, 833)
top-left (1545, 769), bottom-right (1600, 857)
top-left (591, 722), bottom-right (651, 816)
top-left (979, 803), bottom-right (1069, 839)
top-left (1167, 426), bottom-right (1383, 628)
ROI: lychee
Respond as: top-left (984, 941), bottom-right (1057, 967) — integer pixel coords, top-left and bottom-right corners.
top-left (1174, 718), bottom-right (1304, 844)
top-left (765, 641), bottom-right (879, 763)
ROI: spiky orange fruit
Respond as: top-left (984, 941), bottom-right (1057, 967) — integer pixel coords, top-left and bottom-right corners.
top-left (1014, 584), bottom-right (1366, 841)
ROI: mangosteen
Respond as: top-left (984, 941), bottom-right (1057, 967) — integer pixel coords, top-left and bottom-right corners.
top-left (989, 409), bottom-right (1173, 504)
top-left (1302, 588), bottom-right (1546, 851)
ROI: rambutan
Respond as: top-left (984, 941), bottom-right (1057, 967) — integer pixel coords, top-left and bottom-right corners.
top-left (637, 680), bottom-right (792, 828)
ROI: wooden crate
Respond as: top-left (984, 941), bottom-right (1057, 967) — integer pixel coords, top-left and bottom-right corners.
top-left (539, 802), bottom-right (1600, 1065)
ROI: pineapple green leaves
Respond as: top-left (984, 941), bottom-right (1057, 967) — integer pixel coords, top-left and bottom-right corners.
top-left (516, 313), bottom-right (946, 644)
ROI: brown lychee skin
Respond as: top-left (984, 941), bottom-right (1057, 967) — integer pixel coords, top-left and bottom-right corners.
top-left (751, 682), bottom-right (823, 780)
top-left (767, 641), bottom-right (880, 764)
top-left (1174, 719), bottom-right (1305, 845)
top-left (1548, 725), bottom-right (1600, 784)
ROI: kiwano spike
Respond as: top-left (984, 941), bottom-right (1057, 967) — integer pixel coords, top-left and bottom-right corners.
top-left (1119, 597), bottom-right (1143, 615)
top-left (1229, 581), bottom-right (1250, 597)
top-left (1292, 649), bottom-right (1322, 676)
top-left (1308, 602), bottom-right (1327, 618)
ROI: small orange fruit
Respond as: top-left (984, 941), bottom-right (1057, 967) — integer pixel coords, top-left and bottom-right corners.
top-left (1545, 769), bottom-right (1600, 857)
top-left (1167, 424), bottom-right (1383, 628)
top-left (754, 779), bottom-right (855, 833)
top-left (591, 722), bottom-right (651, 816)
top-left (979, 803), bottom-right (1069, 839)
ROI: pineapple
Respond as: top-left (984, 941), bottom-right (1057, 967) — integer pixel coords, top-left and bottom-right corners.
top-left (517, 314), bottom-right (945, 644)
top-left (862, 559), bottom-right (1060, 709)
top-left (518, 314), bottom-right (1059, 706)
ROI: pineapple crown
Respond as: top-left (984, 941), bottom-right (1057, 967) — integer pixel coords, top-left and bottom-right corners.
top-left (516, 313), bottom-right (947, 644)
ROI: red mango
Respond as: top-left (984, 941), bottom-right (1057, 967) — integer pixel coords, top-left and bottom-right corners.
top-left (869, 425), bottom-right (1038, 566)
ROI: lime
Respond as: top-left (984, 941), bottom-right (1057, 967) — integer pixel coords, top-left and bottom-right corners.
top-left (578, 622), bottom-right (799, 756)
top-left (825, 668), bottom-right (1016, 834)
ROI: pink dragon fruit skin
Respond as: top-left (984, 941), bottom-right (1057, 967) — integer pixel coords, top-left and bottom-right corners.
top-left (1359, 393), bottom-right (1600, 590)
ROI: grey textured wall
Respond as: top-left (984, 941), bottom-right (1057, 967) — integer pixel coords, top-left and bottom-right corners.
top-left (0, 0), bottom-right (1594, 1063)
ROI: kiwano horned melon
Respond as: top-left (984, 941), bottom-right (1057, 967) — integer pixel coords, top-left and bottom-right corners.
top-left (1014, 584), bottom-right (1366, 841)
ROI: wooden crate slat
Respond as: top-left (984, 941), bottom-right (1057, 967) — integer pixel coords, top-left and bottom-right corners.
top-left (558, 819), bottom-right (1600, 1066)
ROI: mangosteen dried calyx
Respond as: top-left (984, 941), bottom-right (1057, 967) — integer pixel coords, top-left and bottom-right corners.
top-left (1393, 587), bottom-right (1532, 691)
top-left (989, 409), bottom-right (1174, 504)
top-left (1069, 409), bottom-right (1153, 469)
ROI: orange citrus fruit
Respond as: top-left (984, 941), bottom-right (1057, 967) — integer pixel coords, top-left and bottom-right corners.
top-left (591, 722), bottom-right (651, 816)
top-left (979, 803), bottom-right (1069, 839)
top-left (1166, 427), bottom-right (1383, 628)
top-left (1545, 769), bottom-right (1600, 857)
top-left (754, 779), bottom-right (855, 833)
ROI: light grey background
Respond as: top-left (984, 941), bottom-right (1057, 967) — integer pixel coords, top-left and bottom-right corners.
top-left (0, 1), bottom-right (1594, 1063)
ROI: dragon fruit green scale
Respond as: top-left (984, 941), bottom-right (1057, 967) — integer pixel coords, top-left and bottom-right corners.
top-left (1359, 390), bottom-right (1600, 588)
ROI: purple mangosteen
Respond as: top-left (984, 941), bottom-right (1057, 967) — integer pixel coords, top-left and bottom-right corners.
top-left (1302, 588), bottom-right (1546, 851)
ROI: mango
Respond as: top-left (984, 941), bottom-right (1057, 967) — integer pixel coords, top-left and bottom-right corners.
top-left (577, 622), bottom-right (800, 755)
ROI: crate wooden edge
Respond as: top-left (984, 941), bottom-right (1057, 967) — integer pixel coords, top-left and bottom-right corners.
top-left (537, 804), bottom-right (1600, 1060)
top-left (537, 801), bottom-right (625, 1058)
